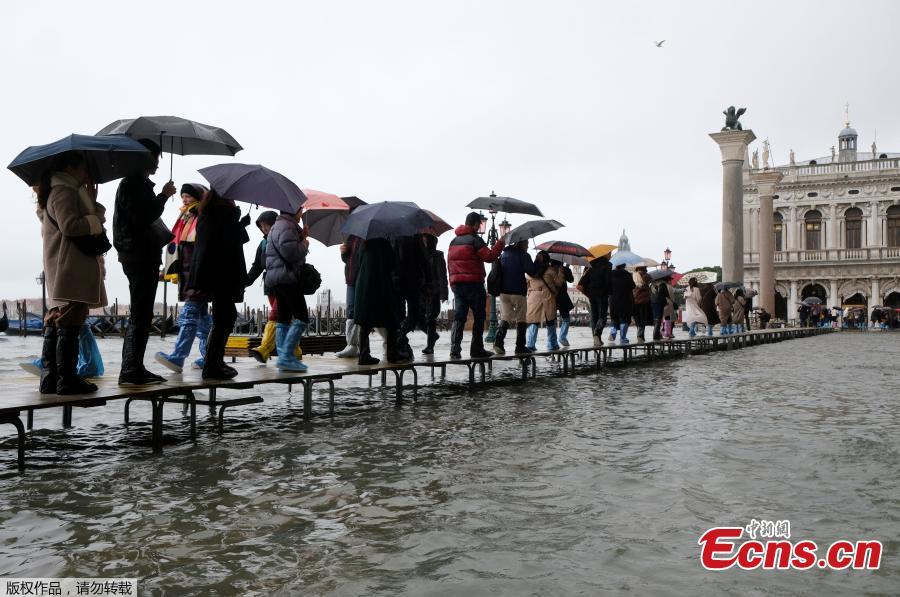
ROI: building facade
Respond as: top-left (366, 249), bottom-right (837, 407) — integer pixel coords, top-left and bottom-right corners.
top-left (742, 123), bottom-right (900, 320)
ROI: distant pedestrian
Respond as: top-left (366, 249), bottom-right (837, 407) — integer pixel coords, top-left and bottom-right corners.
top-left (716, 288), bottom-right (735, 335)
top-left (189, 190), bottom-right (250, 379)
top-left (700, 284), bottom-right (720, 336)
top-left (555, 260), bottom-right (575, 347)
top-left (732, 288), bottom-right (747, 333)
top-left (447, 212), bottom-right (504, 358)
top-left (525, 251), bottom-right (566, 350)
top-left (683, 277), bottom-right (708, 337)
top-left (494, 240), bottom-right (536, 355)
top-left (421, 234), bottom-right (448, 355)
top-left (632, 266), bottom-right (652, 342)
top-left (335, 232), bottom-right (364, 358)
top-left (609, 263), bottom-right (636, 344)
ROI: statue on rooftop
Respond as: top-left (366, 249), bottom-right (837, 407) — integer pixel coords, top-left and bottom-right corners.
top-left (872, 141), bottom-right (878, 159)
top-left (751, 149), bottom-right (759, 170)
top-left (722, 106), bottom-right (746, 131)
top-left (762, 139), bottom-right (771, 169)
top-left (789, 149), bottom-right (796, 166)
top-left (831, 146), bottom-right (836, 161)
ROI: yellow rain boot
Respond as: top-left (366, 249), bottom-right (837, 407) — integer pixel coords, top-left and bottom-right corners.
top-left (250, 321), bottom-right (276, 363)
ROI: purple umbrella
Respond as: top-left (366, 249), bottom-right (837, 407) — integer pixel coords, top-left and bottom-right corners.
top-left (198, 163), bottom-right (306, 212)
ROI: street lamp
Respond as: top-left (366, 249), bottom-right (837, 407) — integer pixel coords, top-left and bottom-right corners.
top-left (498, 217), bottom-right (512, 238)
top-left (483, 196), bottom-right (504, 343)
top-left (660, 247), bottom-right (673, 271)
top-left (36, 272), bottom-right (46, 317)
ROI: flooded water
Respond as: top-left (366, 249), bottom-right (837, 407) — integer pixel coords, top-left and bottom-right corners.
top-left (0, 330), bottom-right (898, 595)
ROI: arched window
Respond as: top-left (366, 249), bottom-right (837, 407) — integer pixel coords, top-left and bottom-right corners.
top-left (845, 207), bottom-right (863, 249)
top-left (805, 210), bottom-right (822, 250)
top-left (773, 212), bottom-right (784, 251)
top-left (887, 205), bottom-right (900, 247)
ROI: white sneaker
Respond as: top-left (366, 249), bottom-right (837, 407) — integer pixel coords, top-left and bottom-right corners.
top-left (154, 352), bottom-right (183, 374)
top-left (336, 345), bottom-right (359, 358)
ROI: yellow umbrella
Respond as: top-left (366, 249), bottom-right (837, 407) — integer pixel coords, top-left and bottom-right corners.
top-left (587, 243), bottom-right (616, 259)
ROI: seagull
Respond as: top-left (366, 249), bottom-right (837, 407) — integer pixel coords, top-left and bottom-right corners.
top-left (655, 40), bottom-right (666, 47)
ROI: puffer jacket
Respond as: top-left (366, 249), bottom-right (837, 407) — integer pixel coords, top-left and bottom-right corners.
top-left (448, 224), bottom-right (503, 286)
top-left (113, 174), bottom-right (168, 265)
top-left (499, 245), bottom-right (536, 295)
top-left (265, 214), bottom-right (308, 289)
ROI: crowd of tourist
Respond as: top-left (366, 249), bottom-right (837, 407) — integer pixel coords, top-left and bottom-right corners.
top-left (31, 146), bottom-right (821, 396)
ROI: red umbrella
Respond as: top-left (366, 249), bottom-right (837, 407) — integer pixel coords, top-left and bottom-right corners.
top-left (422, 209), bottom-right (452, 236)
top-left (536, 240), bottom-right (591, 256)
top-left (301, 189), bottom-right (350, 246)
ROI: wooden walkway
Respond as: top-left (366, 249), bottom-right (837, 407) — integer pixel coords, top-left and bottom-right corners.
top-left (0, 327), bottom-right (830, 470)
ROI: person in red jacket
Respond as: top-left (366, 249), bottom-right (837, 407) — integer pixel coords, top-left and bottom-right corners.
top-left (447, 212), bottom-right (505, 358)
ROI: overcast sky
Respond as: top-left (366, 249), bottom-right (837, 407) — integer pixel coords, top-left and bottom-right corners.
top-left (2, 0), bottom-right (899, 309)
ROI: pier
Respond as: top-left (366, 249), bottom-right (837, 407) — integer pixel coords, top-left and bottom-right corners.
top-left (0, 327), bottom-right (830, 471)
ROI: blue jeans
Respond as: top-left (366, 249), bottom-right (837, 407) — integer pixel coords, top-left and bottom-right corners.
top-left (559, 317), bottom-right (570, 342)
top-left (346, 285), bottom-right (356, 320)
top-left (165, 301), bottom-right (211, 366)
top-left (452, 283), bottom-right (486, 325)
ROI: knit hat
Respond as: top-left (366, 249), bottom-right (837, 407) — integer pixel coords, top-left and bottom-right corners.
top-left (180, 183), bottom-right (207, 202)
top-left (256, 210), bottom-right (278, 229)
top-left (138, 138), bottom-right (162, 158)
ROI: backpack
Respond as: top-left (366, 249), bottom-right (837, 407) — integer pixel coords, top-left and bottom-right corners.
top-left (487, 259), bottom-right (503, 297)
top-left (297, 263), bottom-right (322, 295)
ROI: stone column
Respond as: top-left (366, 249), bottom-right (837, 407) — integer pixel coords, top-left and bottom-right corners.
top-left (710, 130), bottom-right (756, 283)
top-left (752, 170), bottom-right (782, 314)
top-left (871, 278), bottom-right (881, 321)
top-left (829, 280), bottom-right (839, 308)
top-left (789, 280), bottom-right (799, 321)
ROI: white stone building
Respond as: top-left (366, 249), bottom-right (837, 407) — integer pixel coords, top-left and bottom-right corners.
top-left (742, 123), bottom-right (900, 320)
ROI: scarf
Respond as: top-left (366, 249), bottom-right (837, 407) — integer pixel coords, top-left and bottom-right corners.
top-left (51, 172), bottom-right (97, 217)
top-left (172, 201), bottom-right (200, 244)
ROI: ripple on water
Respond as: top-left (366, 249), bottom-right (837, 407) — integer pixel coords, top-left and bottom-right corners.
top-left (0, 333), bottom-right (899, 594)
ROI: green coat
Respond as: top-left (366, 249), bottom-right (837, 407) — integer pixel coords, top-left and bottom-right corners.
top-left (354, 239), bottom-right (399, 328)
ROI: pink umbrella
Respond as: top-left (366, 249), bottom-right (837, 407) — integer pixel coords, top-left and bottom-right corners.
top-left (422, 209), bottom-right (452, 236)
top-left (301, 189), bottom-right (350, 246)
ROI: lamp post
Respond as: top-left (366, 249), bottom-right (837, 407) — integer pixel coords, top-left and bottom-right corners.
top-left (480, 204), bottom-right (513, 343)
top-left (660, 247), bottom-right (673, 271)
top-left (36, 272), bottom-right (46, 318)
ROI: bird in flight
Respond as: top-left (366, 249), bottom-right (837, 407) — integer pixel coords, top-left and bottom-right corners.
top-left (655, 40), bottom-right (666, 47)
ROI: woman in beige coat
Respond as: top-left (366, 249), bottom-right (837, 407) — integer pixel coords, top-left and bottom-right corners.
top-left (525, 251), bottom-right (566, 350)
top-left (39, 151), bottom-right (108, 395)
top-left (715, 288), bottom-right (735, 336)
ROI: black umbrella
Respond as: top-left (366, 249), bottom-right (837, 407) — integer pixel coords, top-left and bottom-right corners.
top-left (340, 201), bottom-right (434, 240)
top-left (802, 297), bottom-right (823, 306)
top-left (467, 192), bottom-right (543, 216)
top-left (198, 163), bottom-right (306, 213)
top-left (714, 281), bottom-right (743, 291)
top-left (8, 134), bottom-right (151, 185)
top-left (97, 115), bottom-right (242, 178)
top-left (505, 219), bottom-right (564, 244)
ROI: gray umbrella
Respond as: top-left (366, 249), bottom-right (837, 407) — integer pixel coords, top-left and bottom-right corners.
top-left (505, 219), bottom-right (564, 244)
top-left (97, 115), bottom-right (242, 178)
top-left (198, 163), bottom-right (306, 213)
top-left (713, 281), bottom-right (743, 291)
top-left (340, 201), bottom-right (434, 240)
top-left (802, 296), bottom-right (823, 305)
top-left (467, 192), bottom-right (543, 216)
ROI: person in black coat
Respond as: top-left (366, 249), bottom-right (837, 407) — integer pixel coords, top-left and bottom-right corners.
top-left (188, 190), bottom-right (250, 379)
top-left (577, 254), bottom-right (612, 346)
top-left (393, 234), bottom-right (429, 355)
top-left (113, 139), bottom-right (177, 385)
top-left (552, 260), bottom-right (575, 347)
top-left (354, 238), bottom-right (412, 365)
top-left (608, 263), bottom-right (636, 344)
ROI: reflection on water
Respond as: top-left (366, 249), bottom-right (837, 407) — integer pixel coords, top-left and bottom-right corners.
top-left (0, 332), bottom-right (898, 595)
